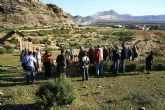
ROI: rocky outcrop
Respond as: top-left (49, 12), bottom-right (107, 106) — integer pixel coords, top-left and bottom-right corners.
top-left (0, 0), bottom-right (76, 29)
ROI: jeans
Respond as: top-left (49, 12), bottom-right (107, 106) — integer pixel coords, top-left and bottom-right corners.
top-left (26, 66), bottom-right (35, 83)
top-left (96, 62), bottom-right (103, 76)
top-left (120, 59), bottom-right (126, 73)
top-left (113, 61), bottom-right (118, 75)
top-left (82, 67), bottom-right (89, 80)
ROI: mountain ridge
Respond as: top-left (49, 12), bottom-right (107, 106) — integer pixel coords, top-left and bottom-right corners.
top-left (73, 10), bottom-right (165, 25)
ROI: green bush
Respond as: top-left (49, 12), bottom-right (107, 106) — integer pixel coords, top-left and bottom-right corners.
top-left (0, 47), bottom-right (6, 54)
top-left (136, 64), bottom-right (145, 72)
top-left (123, 91), bottom-right (154, 107)
top-left (4, 46), bottom-right (14, 54)
top-left (36, 76), bottom-right (76, 109)
top-left (125, 63), bottom-right (137, 72)
top-left (152, 63), bottom-right (165, 71)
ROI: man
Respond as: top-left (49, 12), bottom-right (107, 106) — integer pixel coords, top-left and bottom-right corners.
top-left (70, 47), bottom-right (74, 60)
top-left (146, 51), bottom-right (154, 74)
top-left (56, 50), bottom-right (66, 77)
top-left (82, 51), bottom-right (90, 81)
top-left (26, 51), bottom-right (37, 83)
top-left (112, 47), bottom-right (119, 76)
top-left (35, 48), bottom-right (42, 72)
top-left (120, 43), bottom-right (127, 73)
top-left (94, 45), bottom-right (103, 77)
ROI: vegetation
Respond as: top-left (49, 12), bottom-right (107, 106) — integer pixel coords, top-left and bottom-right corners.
top-left (36, 75), bottom-right (76, 109)
top-left (0, 46), bottom-right (14, 54)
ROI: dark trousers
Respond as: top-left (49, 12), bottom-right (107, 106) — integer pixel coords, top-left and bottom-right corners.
top-left (81, 66), bottom-right (89, 80)
top-left (57, 65), bottom-right (65, 77)
top-left (26, 66), bottom-right (35, 83)
top-left (113, 61), bottom-right (119, 75)
top-left (120, 59), bottom-right (126, 73)
top-left (43, 62), bottom-right (51, 77)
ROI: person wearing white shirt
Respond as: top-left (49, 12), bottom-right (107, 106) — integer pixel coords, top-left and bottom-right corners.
top-left (82, 51), bottom-right (90, 81)
top-left (35, 48), bottom-right (42, 72)
top-left (26, 51), bottom-right (37, 83)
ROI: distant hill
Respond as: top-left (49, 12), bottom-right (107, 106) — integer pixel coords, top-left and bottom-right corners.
top-left (73, 10), bottom-right (165, 25)
top-left (0, 0), bottom-right (76, 29)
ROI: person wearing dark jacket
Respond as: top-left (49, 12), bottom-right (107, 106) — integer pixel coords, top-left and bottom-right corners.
top-left (120, 44), bottom-right (127, 73)
top-left (127, 47), bottom-right (132, 61)
top-left (56, 50), bottom-right (66, 77)
top-left (88, 47), bottom-right (94, 64)
top-left (112, 47), bottom-right (119, 75)
top-left (146, 51), bottom-right (154, 74)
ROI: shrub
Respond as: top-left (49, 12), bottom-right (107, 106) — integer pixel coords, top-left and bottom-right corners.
top-left (36, 76), bottom-right (76, 109)
top-left (136, 64), bottom-right (145, 72)
top-left (152, 63), bottom-right (165, 71)
top-left (123, 91), bottom-right (154, 107)
top-left (125, 63), bottom-right (137, 72)
top-left (0, 47), bottom-right (6, 54)
top-left (4, 46), bottom-right (14, 54)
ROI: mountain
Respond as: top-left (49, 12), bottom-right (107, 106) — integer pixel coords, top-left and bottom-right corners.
top-left (73, 10), bottom-right (165, 25)
top-left (0, 0), bottom-right (76, 29)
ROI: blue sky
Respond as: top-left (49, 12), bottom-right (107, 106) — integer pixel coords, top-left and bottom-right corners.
top-left (42, 0), bottom-right (165, 16)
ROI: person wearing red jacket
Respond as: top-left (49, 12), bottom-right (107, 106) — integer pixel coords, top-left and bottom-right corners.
top-left (43, 50), bottom-right (52, 77)
top-left (94, 45), bottom-right (103, 77)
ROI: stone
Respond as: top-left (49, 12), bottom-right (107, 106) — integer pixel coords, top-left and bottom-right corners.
top-left (0, 90), bottom-right (4, 96)
top-left (138, 107), bottom-right (145, 110)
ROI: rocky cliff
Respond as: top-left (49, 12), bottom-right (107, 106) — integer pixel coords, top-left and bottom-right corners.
top-left (0, 0), bottom-right (76, 29)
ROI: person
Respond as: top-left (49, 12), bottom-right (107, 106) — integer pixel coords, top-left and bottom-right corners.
top-left (109, 47), bottom-right (113, 61)
top-left (132, 46), bottom-right (138, 61)
top-left (35, 48), bottom-right (42, 72)
top-left (94, 45), bottom-right (103, 77)
top-left (70, 47), bottom-right (74, 60)
top-left (112, 47), bottom-right (119, 76)
top-left (88, 46), bottom-right (94, 64)
top-left (120, 43), bottom-right (127, 73)
top-left (145, 51), bottom-right (154, 74)
top-left (26, 51), bottom-right (37, 83)
top-left (81, 51), bottom-right (90, 81)
top-left (127, 47), bottom-right (132, 61)
top-left (103, 46), bottom-right (109, 73)
top-left (103, 46), bottom-right (109, 62)
top-left (56, 50), bottom-right (66, 77)
top-left (43, 50), bottom-right (52, 77)
top-left (21, 51), bottom-right (28, 71)
top-left (78, 46), bottom-right (85, 67)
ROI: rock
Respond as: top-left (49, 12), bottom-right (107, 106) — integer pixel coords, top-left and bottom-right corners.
top-left (138, 107), bottom-right (145, 110)
top-left (82, 85), bottom-right (87, 88)
top-left (0, 90), bottom-right (4, 96)
top-left (0, 0), bottom-right (76, 29)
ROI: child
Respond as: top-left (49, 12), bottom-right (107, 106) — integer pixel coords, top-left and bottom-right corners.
top-left (82, 51), bottom-right (90, 81)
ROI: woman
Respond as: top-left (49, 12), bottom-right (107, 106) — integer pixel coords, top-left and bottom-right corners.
top-left (43, 50), bottom-right (52, 77)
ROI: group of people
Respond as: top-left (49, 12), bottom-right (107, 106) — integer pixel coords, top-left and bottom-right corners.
top-left (77, 44), bottom-right (139, 80)
top-left (20, 48), bottom-right (42, 83)
top-left (77, 44), bottom-right (153, 80)
top-left (21, 48), bottom-right (54, 83)
top-left (20, 44), bottom-right (154, 83)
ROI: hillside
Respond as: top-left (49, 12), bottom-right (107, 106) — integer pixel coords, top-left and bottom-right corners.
top-left (0, 0), bottom-right (76, 29)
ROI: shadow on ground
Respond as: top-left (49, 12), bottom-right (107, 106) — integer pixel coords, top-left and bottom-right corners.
top-left (0, 104), bottom-right (37, 110)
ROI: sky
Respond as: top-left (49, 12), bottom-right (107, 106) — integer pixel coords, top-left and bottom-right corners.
top-left (42, 0), bottom-right (165, 16)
